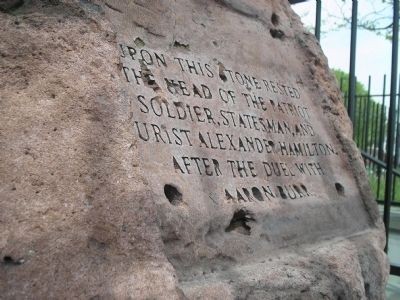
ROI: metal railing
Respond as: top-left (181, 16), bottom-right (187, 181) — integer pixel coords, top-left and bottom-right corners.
top-left (290, 0), bottom-right (400, 276)
top-left (340, 77), bottom-right (400, 209)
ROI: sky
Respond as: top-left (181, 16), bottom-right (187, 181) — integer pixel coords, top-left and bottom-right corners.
top-left (292, 0), bottom-right (394, 95)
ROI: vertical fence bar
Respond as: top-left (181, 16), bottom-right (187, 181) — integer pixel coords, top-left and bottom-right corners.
top-left (383, 0), bottom-right (399, 253)
top-left (315, 0), bottom-right (322, 41)
top-left (378, 76), bottom-right (387, 200)
top-left (359, 95), bottom-right (363, 147)
top-left (392, 78), bottom-right (400, 202)
top-left (373, 100), bottom-right (380, 197)
top-left (395, 76), bottom-right (400, 168)
top-left (362, 96), bottom-right (368, 149)
top-left (372, 102), bottom-right (378, 174)
top-left (394, 78), bottom-right (400, 168)
top-left (357, 96), bottom-right (362, 146)
top-left (373, 101), bottom-right (379, 159)
top-left (364, 76), bottom-right (372, 154)
top-left (348, 0), bottom-right (358, 128)
top-left (340, 76), bottom-right (344, 92)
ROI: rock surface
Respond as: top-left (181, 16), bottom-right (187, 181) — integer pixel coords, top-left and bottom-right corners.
top-left (0, 0), bottom-right (389, 299)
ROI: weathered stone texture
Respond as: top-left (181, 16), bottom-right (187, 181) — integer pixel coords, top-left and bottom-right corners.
top-left (0, 0), bottom-right (388, 299)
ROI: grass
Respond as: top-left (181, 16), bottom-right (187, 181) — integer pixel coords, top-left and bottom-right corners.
top-left (367, 166), bottom-right (400, 203)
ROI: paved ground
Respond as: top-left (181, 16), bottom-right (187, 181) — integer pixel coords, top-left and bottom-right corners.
top-left (387, 206), bottom-right (400, 265)
top-left (379, 205), bottom-right (400, 299)
top-left (387, 275), bottom-right (400, 300)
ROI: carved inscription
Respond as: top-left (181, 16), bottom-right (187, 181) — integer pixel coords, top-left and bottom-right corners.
top-left (119, 42), bottom-right (339, 204)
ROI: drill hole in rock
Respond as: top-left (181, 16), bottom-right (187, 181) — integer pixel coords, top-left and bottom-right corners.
top-left (3, 256), bottom-right (23, 266)
top-left (225, 209), bottom-right (255, 235)
top-left (270, 28), bottom-right (285, 40)
top-left (335, 182), bottom-right (345, 196)
top-left (164, 184), bottom-right (183, 205)
top-left (271, 12), bottom-right (280, 26)
top-left (3, 256), bottom-right (13, 263)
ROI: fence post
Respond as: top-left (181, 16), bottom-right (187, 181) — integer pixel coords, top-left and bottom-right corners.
top-left (364, 76), bottom-right (371, 152)
top-left (315, 0), bottom-right (322, 41)
top-left (395, 76), bottom-right (400, 167)
top-left (348, 0), bottom-right (358, 129)
top-left (383, 0), bottom-right (399, 253)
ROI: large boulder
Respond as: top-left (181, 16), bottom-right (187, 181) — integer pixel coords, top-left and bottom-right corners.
top-left (0, 0), bottom-right (388, 299)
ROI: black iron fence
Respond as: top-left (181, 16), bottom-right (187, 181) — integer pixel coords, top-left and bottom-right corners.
top-left (339, 75), bottom-right (400, 207)
top-left (290, 0), bottom-right (400, 277)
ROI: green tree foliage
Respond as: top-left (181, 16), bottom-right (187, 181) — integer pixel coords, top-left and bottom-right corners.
top-left (333, 68), bottom-right (368, 95)
top-left (332, 68), bottom-right (387, 152)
